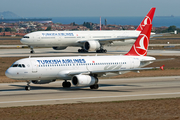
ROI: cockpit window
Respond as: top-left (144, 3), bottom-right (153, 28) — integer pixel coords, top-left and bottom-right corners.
top-left (18, 64), bottom-right (22, 67)
top-left (23, 36), bottom-right (29, 38)
top-left (22, 64), bottom-right (25, 67)
top-left (11, 64), bottom-right (25, 68)
top-left (12, 64), bottom-right (18, 67)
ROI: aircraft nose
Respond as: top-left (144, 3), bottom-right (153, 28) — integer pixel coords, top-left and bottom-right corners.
top-left (20, 38), bottom-right (26, 44)
top-left (5, 68), bottom-right (17, 79)
top-left (5, 69), bottom-right (12, 78)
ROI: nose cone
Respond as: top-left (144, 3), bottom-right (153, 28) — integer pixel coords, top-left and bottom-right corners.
top-left (5, 68), bottom-right (13, 79)
top-left (20, 38), bottom-right (26, 44)
top-left (5, 68), bottom-right (18, 79)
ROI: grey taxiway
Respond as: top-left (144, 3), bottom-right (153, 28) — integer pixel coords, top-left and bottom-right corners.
top-left (0, 76), bottom-right (180, 108)
top-left (0, 45), bottom-right (180, 57)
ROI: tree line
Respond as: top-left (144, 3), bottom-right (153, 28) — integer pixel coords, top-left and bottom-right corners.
top-left (155, 26), bottom-right (180, 34)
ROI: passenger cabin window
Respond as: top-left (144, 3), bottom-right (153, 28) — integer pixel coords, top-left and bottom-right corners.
top-left (23, 36), bottom-right (29, 38)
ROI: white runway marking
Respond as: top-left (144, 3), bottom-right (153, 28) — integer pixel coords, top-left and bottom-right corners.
top-left (0, 92), bottom-right (180, 104)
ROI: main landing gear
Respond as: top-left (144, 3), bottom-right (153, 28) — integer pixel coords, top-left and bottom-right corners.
top-left (78, 49), bottom-right (107, 53)
top-left (96, 49), bottom-right (107, 53)
top-left (78, 49), bottom-right (88, 53)
top-left (90, 76), bottom-right (99, 89)
top-left (25, 80), bottom-right (31, 91)
top-left (96, 45), bottom-right (107, 53)
top-left (90, 84), bottom-right (99, 89)
top-left (62, 80), bottom-right (71, 88)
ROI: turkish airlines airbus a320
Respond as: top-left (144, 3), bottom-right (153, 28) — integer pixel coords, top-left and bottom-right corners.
top-left (6, 24), bottom-right (164, 91)
top-left (20, 8), bottom-right (156, 53)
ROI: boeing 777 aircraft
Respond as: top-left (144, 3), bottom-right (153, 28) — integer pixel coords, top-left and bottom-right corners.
top-left (6, 24), bottom-right (164, 91)
top-left (20, 8), bottom-right (156, 53)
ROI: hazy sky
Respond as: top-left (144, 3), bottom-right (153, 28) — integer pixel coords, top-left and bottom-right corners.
top-left (0, 0), bottom-right (179, 17)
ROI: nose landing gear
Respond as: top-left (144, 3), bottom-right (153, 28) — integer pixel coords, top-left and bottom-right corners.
top-left (25, 80), bottom-right (31, 91)
top-left (29, 46), bottom-right (35, 54)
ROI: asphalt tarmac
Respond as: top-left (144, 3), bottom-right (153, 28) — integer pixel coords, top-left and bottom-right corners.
top-left (0, 46), bottom-right (180, 57)
top-left (0, 76), bottom-right (180, 108)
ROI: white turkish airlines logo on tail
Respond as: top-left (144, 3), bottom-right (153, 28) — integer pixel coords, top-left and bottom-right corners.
top-left (134, 34), bottom-right (148, 56)
top-left (137, 36), bottom-right (146, 50)
top-left (140, 16), bottom-right (152, 30)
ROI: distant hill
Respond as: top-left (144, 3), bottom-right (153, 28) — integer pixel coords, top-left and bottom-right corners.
top-left (0, 11), bottom-right (21, 19)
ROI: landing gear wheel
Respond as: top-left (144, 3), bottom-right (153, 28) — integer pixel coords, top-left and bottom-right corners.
top-left (25, 86), bottom-right (30, 91)
top-left (62, 81), bottom-right (71, 88)
top-left (78, 49), bottom-right (81, 53)
top-left (30, 50), bottom-right (34, 54)
top-left (90, 84), bottom-right (99, 89)
top-left (62, 82), bottom-right (66, 87)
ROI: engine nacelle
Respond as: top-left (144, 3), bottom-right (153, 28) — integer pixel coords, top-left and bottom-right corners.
top-left (84, 41), bottom-right (100, 51)
top-left (31, 80), bottom-right (56, 84)
top-left (72, 75), bottom-right (98, 86)
top-left (52, 46), bottom-right (67, 50)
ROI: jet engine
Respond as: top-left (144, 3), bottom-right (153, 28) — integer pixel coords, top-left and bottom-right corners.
top-left (31, 80), bottom-right (56, 84)
top-left (72, 75), bottom-right (98, 86)
top-left (52, 46), bottom-right (67, 50)
top-left (84, 41), bottom-right (100, 51)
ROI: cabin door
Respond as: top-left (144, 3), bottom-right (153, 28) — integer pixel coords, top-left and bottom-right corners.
top-left (30, 60), bottom-right (38, 73)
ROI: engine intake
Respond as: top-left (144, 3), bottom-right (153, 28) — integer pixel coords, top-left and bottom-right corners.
top-left (84, 41), bottom-right (100, 51)
top-left (72, 75), bottom-right (98, 86)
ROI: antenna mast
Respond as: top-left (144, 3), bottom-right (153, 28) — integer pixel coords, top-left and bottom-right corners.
top-left (100, 16), bottom-right (101, 30)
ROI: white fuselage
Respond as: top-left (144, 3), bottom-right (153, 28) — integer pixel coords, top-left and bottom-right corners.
top-left (5, 55), bottom-right (155, 81)
top-left (20, 30), bottom-right (141, 48)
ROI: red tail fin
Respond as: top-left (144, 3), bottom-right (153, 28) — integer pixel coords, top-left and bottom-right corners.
top-left (125, 24), bottom-right (152, 56)
top-left (136, 7), bottom-right (156, 31)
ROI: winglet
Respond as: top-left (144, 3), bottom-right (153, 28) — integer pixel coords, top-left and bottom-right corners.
top-left (136, 7), bottom-right (156, 31)
top-left (160, 65), bottom-right (165, 70)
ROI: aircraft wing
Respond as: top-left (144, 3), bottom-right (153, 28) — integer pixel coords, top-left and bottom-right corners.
top-left (77, 33), bottom-right (160, 44)
top-left (141, 58), bottom-right (174, 62)
top-left (67, 66), bottom-right (162, 76)
top-left (151, 31), bottom-right (177, 38)
top-left (155, 58), bottom-right (174, 62)
top-left (77, 36), bottom-right (138, 44)
top-left (89, 66), bottom-right (162, 74)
